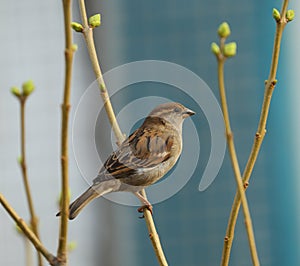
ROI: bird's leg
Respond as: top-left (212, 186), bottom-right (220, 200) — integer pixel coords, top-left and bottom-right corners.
top-left (133, 192), bottom-right (153, 218)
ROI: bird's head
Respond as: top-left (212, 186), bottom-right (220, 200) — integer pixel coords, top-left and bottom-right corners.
top-left (148, 102), bottom-right (195, 128)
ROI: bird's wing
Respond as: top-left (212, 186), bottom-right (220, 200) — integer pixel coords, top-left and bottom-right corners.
top-left (93, 117), bottom-right (175, 182)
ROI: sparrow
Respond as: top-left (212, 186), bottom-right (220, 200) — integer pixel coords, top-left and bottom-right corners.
top-left (57, 102), bottom-right (195, 219)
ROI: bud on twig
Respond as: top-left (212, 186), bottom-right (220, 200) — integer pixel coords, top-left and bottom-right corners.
top-left (223, 42), bottom-right (237, 57)
top-left (89, 14), bottom-right (101, 28)
top-left (218, 22), bottom-right (231, 38)
top-left (22, 80), bottom-right (35, 96)
top-left (11, 87), bottom-right (21, 98)
top-left (272, 8), bottom-right (281, 22)
top-left (211, 42), bottom-right (221, 56)
top-left (71, 44), bottom-right (78, 52)
top-left (68, 241), bottom-right (78, 252)
top-left (286, 10), bottom-right (295, 22)
top-left (71, 22), bottom-right (83, 32)
top-left (17, 156), bottom-right (23, 164)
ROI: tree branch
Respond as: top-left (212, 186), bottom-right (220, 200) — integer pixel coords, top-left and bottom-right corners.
top-left (78, 0), bottom-right (124, 145)
top-left (77, 1), bottom-right (168, 264)
top-left (217, 56), bottom-right (260, 265)
top-left (0, 194), bottom-right (58, 266)
top-left (221, 1), bottom-right (291, 265)
top-left (56, 0), bottom-right (75, 264)
top-left (19, 96), bottom-right (43, 266)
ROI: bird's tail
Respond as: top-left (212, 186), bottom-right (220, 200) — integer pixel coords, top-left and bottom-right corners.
top-left (56, 182), bottom-right (113, 220)
top-left (68, 187), bottom-right (98, 220)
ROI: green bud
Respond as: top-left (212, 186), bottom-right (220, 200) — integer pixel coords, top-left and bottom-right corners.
top-left (89, 14), bottom-right (101, 28)
top-left (11, 86), bottom-right (21, 97)
top-left (68, 241), bottom-right (78, 251)
top-left (218, 22), bottom-right (231, 38)
top-left (272, 8), bottom-right (281, 22)
top-left (22, 80), bottom-right (35, 96)
top-left (223, 42), bottom-right (237, 57)
top-left (71, 44), bottom-right (78, 52)
top-left (211, 42), bottom-right (220, 56)
top-left (71, 22), bottom-right (83, 32)
top-left (286, 10), bottom-right (295, 22)
top-left (17, 156), bottom-right (23, 164)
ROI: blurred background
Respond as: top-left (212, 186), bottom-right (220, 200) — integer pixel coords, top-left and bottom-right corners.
top-left (1, 0), bottom-right (299, 265)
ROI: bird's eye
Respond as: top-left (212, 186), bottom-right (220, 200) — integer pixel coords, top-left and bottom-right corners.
top-left (174, 107), bottom-right (181, 113)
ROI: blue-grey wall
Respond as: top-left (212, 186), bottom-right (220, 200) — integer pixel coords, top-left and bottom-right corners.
top-left (89, 1), bottom-right (300, 265)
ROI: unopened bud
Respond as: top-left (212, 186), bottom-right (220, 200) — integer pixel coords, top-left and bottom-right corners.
top-left (17, 156), bottom-right (23, 164)
top-left (272, 8), bottom-right (281, 22)
top-left (22, 80), bottom-right (35, 96)
top-left (89, 14), bottom-right (101, 28)
top-left (11, 87), bottom-right (21, 97)
top-left (71, 44), bottom-right (78, 52)
top-left (223, 42), bottom-right (237, 57)
top-left (286, 10), bottom-right (295, 22)
top-left (211, 42), bottom-right (220, 56)
top-left (71, 22), bottom-right (83, 32)
top-left (68, 241), bottom-right (78, 251)
top-left (218, 22), bottom-right (231, 38)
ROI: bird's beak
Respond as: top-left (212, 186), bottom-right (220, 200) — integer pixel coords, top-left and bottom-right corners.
top-left (183, 108), bottom-right (195, 117)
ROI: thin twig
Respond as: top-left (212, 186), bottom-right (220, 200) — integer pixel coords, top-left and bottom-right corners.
top-left (78, 0), bottom-right (124, 145)
top-left (217, 56), bottom-right (260, 265)
top-left (221, 1), bottom-right (290, 265)
top-left (19, 97), bottom-right (43, 266)
top-left (78, 1), bottom-right (168, 265)
top-left (242, 0), bottom-right (289, 189)
top-left (56, 0), bottom-right (75, 264)
top-left (0, 194), bottom-right (58, 266)
top-left (140, 190), bottom-right (168, 266)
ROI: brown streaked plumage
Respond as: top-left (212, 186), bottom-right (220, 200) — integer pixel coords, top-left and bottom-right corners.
top-left (57, 102), bottom-right (195, 219)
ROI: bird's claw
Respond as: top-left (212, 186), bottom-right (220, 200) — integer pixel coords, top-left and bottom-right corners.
top-left (137, 204), bottom-right (153, 218)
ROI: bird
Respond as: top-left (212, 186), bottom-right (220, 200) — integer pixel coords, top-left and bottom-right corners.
top-left (57, 102), bottom-right (195, 220)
